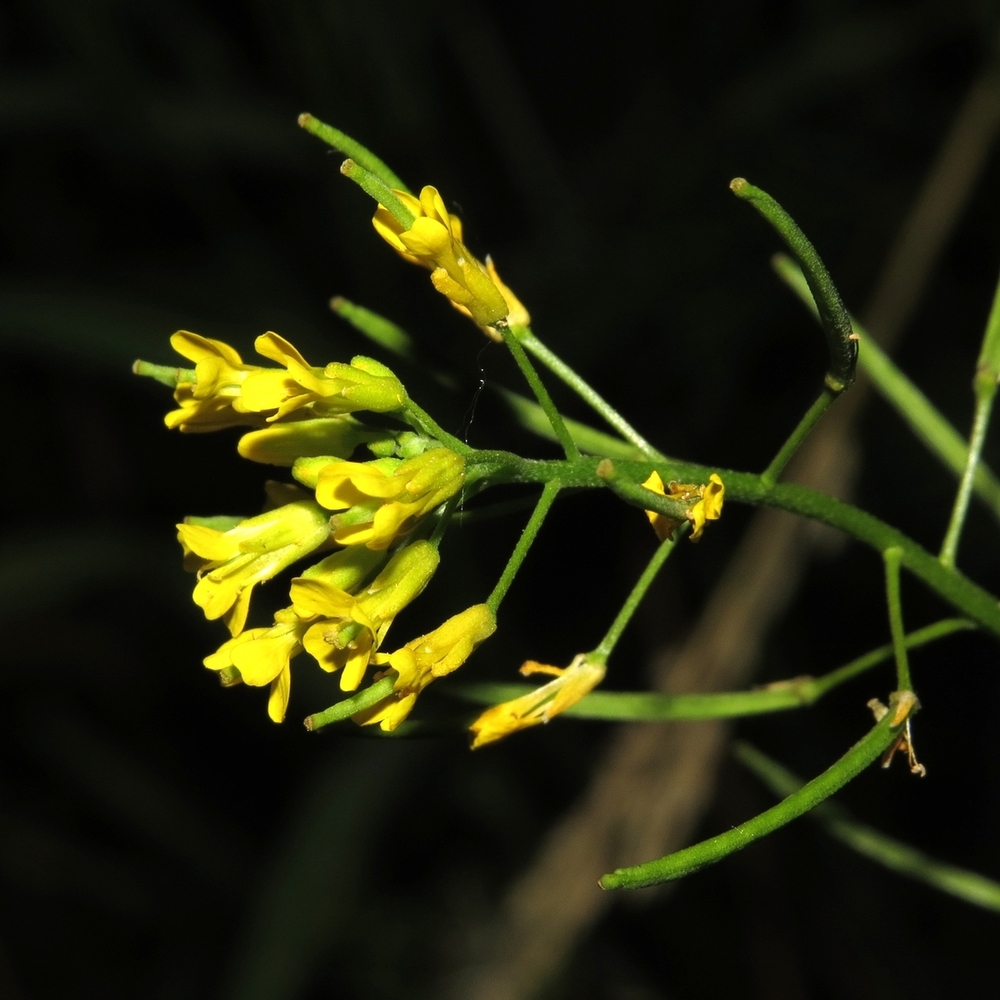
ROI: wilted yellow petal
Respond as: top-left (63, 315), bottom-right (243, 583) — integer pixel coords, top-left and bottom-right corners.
top-left (469, 654), bottom-right (606, 748)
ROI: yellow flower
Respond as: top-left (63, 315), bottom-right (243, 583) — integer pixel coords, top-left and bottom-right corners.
top-left (641, 471), bottom-right (725, 542)
top-left (241, 334), bottom-right (407, 421)
top-left (312, 449), bottom-right (465, 550)
top-left (204, 609), bottom-right (306, 722)
top-left (177, 499), bottom-right (331, 635)
top-left (201, 545), bottom-right (389, 721)
top-left (353, 604), bottom-right (496, 731)
top-left (445, 257), bottom-right (532, 341)
top-left (469, 654), bottom-right (606, 748)
top-left (164, 331), bottom-right (268, 432)
top-left (290, 540), bottom-right (440, 691)
top-left (163, 330), bottom-right (406, 431)
top-left (372, 185), bottom-right (510, 328)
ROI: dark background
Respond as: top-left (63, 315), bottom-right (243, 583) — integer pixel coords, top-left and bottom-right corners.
top-left (3, 1), bottom-right (1000, 997)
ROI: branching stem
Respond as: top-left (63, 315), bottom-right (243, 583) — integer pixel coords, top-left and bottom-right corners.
top-left (518, 329), bottom-right (665, 460)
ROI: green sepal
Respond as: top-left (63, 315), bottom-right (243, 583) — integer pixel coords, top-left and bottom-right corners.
top-left (183, 514), bottom-right (246, 532)
top-left (298, 544), bottom-right (387, 592)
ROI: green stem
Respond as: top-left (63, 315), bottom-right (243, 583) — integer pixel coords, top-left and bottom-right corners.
top-left (401, 399), bottom-right (473, 456)
top-left (304, 675), bottom-right (396, 731)
top-left (499, 326), bottom-right (580, 460)
top-left (773, 253), bottom-right (1000, 524)
top-left (810, 617), bottom-right (966, 698)
top-left (518, 330), bottom-right (666, 460)
top-left (735, 742), bottom-right (1000, 913)
top-left (599, 710), bottom-right (901, 889)
top-left (497, 388), bottom-right (648, 459)
top-left (340, 159), bottom-right (415, 229)
top-left (940, 384), bottom-right (996, 567)
top-left (760, 387), bottom-right (837, 488)
top-left (298, 114), bottom-right (410, 192)
top-left (883, 547), bottom-right (913, 691)
top-left (461, 451), bottom-right (1000, 639)
top-left (592, 526), bottom-right (686, 662)
top-left (731, 178), bottom-right (856, 391)
top-left (451, 618), bottom-right (972, 720)
top-left (486, 481), bottom-right (560, 614)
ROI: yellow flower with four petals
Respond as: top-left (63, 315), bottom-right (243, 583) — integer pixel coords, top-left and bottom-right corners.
top-left (164, 330), bottom-right (406, 432)
top-left (177, 499), bottom-right (331, 635)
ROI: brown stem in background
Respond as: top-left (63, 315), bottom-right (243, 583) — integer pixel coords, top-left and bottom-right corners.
top-left (453, 41), bottom-right (1000, 1000)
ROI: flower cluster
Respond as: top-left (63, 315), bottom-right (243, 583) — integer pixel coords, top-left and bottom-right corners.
top-left (141, 329), bottom-right (491, 726)
top-left (137, 135), bottom-right (728, 748)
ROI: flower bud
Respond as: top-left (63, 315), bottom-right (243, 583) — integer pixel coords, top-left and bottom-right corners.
top-left (354, 604), bottom-right (497, 731)
top-left (237, 416), bottom-right (377, 466)
top-left (313, 449), bottom-right (465, 549)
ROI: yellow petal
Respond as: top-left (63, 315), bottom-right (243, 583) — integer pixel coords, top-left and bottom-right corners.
top-left (470, 655), bottom-right (605, 748)
top-left (288, 577), bottom-right (357, 618)
top-left (176, 523), bottom-right (239, 562)
top-left (240, 369), bottom-right (303, 414)
top-left (640, 471), bottom-right (680, 542)
top-left (398, 216), bottom-right (455, 259)
top-left (224, 585), bottom-right (254, 636)
top-left (267, 665), bottom-right (291, 722)
top-left (339, 638), bottom-right (374, 691)
top-left (203, 628), bottom-right (267, 672)
top-left (229, 625), bottom-right (300, 686)
top-left (254, 331), bottom-right (310, 368)
top-left (485, 258), bottom-right (530, 327)
top-left (170, 330), bottom-right (244, 366)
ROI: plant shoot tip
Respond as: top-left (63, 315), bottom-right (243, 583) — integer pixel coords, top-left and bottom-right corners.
top-left (729, 177), bottom-right (748, 194)
top-left (297, 112), bottom-right (313, 127)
